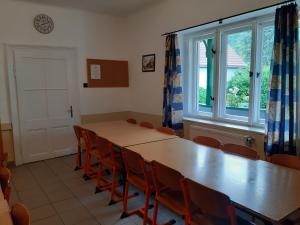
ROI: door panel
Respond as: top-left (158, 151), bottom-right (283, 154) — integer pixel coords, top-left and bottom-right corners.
top-left (24, 129), bottom-right (49, 162)
top-left (14, 48), bottom-right (77, 163)
top-left (45, 59), bottom-right (68, 89)
top-left (47, 90), bottom-right (69, 118)
top-left (23, 90), bottom-right (47, 121)
top-left (21, 59), bottom-right (45, 90)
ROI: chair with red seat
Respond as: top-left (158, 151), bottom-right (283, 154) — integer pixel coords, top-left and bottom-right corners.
top-left (267, 154), bottom-right (300, 170)
top-left (181, 178), bottom-right (253, 225)
top-left (140, 122), bottom-right (154, 129)
top-left (220, 144), bottom-right (259, 160)
top-left (193, 136), bottom-right (221, 149)
top-left (127, 118), bottom-right (137, 124)
top-left (11, 203), bottom-right (31, 225)
top-left (94, 136), bottom-right (124, 205)
top-left (151, 161), bottom-right (185, 225)
top-left (0, 167), bottom-right (11, 202)
top-left (81, 129), bottom-right (100, 179)
top-left (120, 149), bottom-right (154, 225)
top-left (157, 127), bottom-right (176, 135)
top-left (73, 125), bottom-right (84, 170)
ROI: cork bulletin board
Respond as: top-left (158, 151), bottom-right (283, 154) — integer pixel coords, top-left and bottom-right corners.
top-left (86, 59), bottom-right (129, 87)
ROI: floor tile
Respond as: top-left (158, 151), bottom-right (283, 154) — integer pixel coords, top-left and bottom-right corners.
top-left (52, 197), bottom-right (82, 213)
top-left (18, 188), bottom-right (49, 209)
top-left (31, 215), bottom-right (64, 225)
top-left (73, 218), bottom-right (99, 225)
top-left (30, 204), bottom-right (57, 222)
top-left (59, 205), bottom-right (93, 225)
top-left (89, 200), bottom-right (122, 225)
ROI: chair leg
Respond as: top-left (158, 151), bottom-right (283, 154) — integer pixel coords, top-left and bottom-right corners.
top-left (109, 167), bottom-right (117, 205)
top-left (152, 198), bottom-right (159, 225)
top-left (83, 153), bottom-right (93, 179)
top-left (75, 144), bottom-right (82, 170)
top-left (143, 187), bottom-right (151, 225)
top-left (95, 164), bottom-right (104, 193)
top-left (120, 180), bottom-right (130, 219)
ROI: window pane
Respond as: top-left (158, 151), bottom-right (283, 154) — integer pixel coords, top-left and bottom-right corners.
top-left (259, 25), bottom-right (274, 120)
top-left (197, 38), bottom-right (215, 113)
top-left (225, 30), bottom-right (252, 118)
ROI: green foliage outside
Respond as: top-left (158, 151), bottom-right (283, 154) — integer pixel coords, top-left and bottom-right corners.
top-left (226, 65), bottom-right (271, 109)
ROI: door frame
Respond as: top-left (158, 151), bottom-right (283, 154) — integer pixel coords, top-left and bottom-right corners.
top-left (6, 44), bottom-right (80, 165)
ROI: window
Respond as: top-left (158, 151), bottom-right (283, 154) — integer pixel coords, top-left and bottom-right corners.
top-left (184, 16), bottom-right (275, 127)
top-left (196, 36), bottom-right (215, 115)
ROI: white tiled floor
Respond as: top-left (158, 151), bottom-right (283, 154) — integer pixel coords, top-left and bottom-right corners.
top-left (9, 154), bottom-right (185, 225)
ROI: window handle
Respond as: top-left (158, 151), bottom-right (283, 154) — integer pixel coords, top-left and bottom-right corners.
top-left (256, 72), bottom-right (261, 78)
top-left (212, 49), bottom-right (216, 54)
top-left (249, 71), bottom-right (253, 77)
top-left (210, 96), bottom-right (215, 101)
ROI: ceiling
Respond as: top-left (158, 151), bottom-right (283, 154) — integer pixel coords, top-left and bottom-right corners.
top-left (15, 0), bottom-right (161, 16)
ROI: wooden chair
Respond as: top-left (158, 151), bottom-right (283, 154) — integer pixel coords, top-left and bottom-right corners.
top-left (73, 125), bottom-right (84, 170)
top-left (157, 127), bottom-right (176, 135)
top-left (220, 144), bottom-right (259, 160)
top-left (0, 167), bottom-right (11, 202)
top-left (11, 203), bottom-right (30, 225)
top-left (267, 154), bottom-right (300, 170)
top-left (151, 160), bottom-right (185, 225)
top-left (120, 149), bottom-right (154, 225)
top-left (93, 136), bottom-right (124, 205)
top-left (127, 118), bottom-right (137, 124)
top-left (81, 129), bottom-right (99, 179)
top-left (181, 178), bottom-right (248, 225)
top-left (193, 136), bottom-right (221, 149)
top-left (140, 122), bottom-right (154, 129)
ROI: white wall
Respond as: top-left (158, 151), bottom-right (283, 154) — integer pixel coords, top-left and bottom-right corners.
top-left (0, 0), bottom-right (131, 123)
top-left (126, 0), bottom-right (281, 116)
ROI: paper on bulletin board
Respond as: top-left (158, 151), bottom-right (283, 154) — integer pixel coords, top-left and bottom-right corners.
top-left (90, 64), bottom-right (101, 80)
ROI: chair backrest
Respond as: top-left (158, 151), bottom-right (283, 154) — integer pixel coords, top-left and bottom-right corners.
top-left (81, 129), bottom-right (98, 154)
top-left (122, 149), bottom-right (150, 183)
top-left (140, 122), bottom-right (154, 129)
top-left (11, 203), bottom-right (30, 225)
top-left (181, 178), bottom-right (237, 225)
top-left (221, 144), bottom-right (259, 160)
top-left (151, 161), bottom-right (184, 193)
top-left (193, 136), bottom-right (221, 149)
top-left (73, 125), bottom-right (83, 141)
top-left (127, 118), bottom-right (137, 124)
top-left (268, 154), bottom-right (300, 170)
top-left (95, 136), bottom-right (115, 161)
top-left (0, 167), bottom-right (11, 201)
top-left (157, 127), bottom-right (176, 135)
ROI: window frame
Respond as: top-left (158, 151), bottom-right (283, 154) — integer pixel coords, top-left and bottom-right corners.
top-left (183, 14), bottom-right (275, 128)
top-left (192, 33), bottom-right (217, 118)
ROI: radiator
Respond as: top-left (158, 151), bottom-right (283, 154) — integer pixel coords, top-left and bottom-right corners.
top-left (189, 125), bottom-right (256, 149)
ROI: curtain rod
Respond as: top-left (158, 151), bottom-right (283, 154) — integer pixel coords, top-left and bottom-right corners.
top-left (161, 0), bottom-right (296, 36)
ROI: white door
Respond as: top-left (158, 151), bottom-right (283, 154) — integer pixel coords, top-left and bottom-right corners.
top-left (12, 47), bottom-right (79, 163)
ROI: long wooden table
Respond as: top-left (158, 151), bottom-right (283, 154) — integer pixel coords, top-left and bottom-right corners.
top-left (0, 192), bottom-right (13, 225)
top-left (81, 120), bottom-right (178, 147)
top-left (127, 138), bottom-right (300, 224)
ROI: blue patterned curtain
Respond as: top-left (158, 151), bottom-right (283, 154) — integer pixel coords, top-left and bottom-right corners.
top-left (162, 34), bottom-right (183, 130)
top-left (266, 3), bottom-right (298, 155)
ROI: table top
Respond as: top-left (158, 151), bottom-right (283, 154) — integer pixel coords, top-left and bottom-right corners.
top-left (0, 199), bottom-right (13, 225)
top-left (81, 120), bottom-right (178, 147)
top-left (127, 138), bottom-right (300, 223)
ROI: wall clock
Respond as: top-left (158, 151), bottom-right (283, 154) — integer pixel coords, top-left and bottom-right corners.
top-left (33, 14), bottom-right (54, 34)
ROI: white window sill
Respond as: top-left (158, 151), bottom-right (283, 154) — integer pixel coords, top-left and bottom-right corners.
top-left (183, 117), bottom-right (265, 135)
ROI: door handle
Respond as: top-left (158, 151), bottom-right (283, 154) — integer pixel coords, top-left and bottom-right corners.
top-left (67, 106), bottom-right (73, 118)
